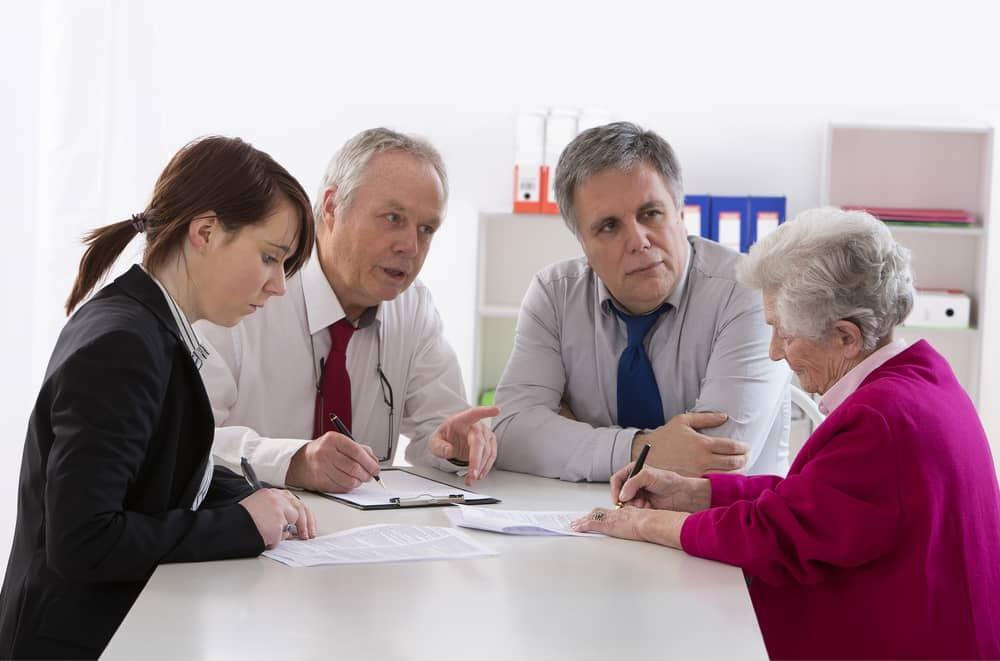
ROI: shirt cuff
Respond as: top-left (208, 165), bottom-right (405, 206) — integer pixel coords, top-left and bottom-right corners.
top-left (588, 427), bottom-right (639, 481)
top-left (214, 436), bottom-right (310, 488)
top-left (679, 509), bottom-right (713, 559)
top-left (608, 428), bottom-right (640, 478)
top-left (705, 473), bottom-right (748, 507)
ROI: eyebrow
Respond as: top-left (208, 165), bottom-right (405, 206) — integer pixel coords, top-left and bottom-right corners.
top-left (385, 199), bottom-right (442, 227)
top-left (588, 215), bottom-right (618, 233)
top-left (586, 199), bottom-right (667, 233)
top-left (266, 241), bottom-right (291, 253)
top-left (637, 200), bottom-right (666, 213)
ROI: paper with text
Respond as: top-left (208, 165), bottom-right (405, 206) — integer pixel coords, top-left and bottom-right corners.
top-left (326, 469), bottom-right (495, 507)
top-left (262, 524), bottom-right (497, 567)
top-left (446, 505), bottom-right (603, 537)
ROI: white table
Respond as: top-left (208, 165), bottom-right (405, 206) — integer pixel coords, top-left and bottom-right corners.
top-left (103, 469), bottom-right (767, 660)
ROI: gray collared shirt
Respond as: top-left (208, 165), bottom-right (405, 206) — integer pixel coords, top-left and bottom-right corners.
top-left (493, 236), bottom-right (790, 481)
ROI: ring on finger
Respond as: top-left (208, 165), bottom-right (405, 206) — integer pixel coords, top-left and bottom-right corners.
top-left (592, 510), bottom-right (606, 522)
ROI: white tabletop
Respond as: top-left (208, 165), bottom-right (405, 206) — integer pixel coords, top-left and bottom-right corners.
top-left (103, 469), bottom-right (766, 661)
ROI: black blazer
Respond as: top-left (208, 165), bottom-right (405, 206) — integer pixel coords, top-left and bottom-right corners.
top-left (0, 265), bottom-right (264, 659)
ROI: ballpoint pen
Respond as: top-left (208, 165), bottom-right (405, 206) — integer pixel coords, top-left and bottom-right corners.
top-left (329, 414), bottom-right (386, 489)
top-left (615, 442), bottom-right (652, 509)
top-left (240, 456), bottom-right (263, 490)
top-left (241, 456), bottom-right (298, 536)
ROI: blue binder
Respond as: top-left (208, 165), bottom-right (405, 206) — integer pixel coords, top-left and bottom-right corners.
top-left (682, 195), bottom-right (712, 238)
top-left (709, 196), bottom-right (748, 252)
top-left (746, 196), bottom-right (786, 251)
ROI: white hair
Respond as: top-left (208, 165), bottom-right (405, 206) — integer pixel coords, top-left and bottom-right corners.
top-left (313, 127), bottom-right (448, 223)
top-left (737, 207), bottom-right (915, 351)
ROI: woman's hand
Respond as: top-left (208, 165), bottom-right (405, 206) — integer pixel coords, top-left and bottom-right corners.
top-left (570, 507), bottom-right (688, 549)
top-left (611, 464), bottom-right (712, 513)
top-left (239, 488), bottom-right (316, 548)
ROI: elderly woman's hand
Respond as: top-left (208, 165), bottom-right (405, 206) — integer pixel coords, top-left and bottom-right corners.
top-left (570, 507), bottom-right (688, 548)
top-left (611, 464), bottom-right (712, 513)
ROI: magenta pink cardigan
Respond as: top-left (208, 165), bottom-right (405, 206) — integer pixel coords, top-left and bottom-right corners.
top-left (681, 340), bottom-right (1000, 659)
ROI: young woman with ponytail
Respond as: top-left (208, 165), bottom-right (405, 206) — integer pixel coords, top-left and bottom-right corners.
top-left (0, 136), bottom-right (317, 659)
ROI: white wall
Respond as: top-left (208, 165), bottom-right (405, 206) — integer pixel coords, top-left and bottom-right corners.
top-left (1, 0), bottom-right (999, 566)
top-left (0, 1), bottom-right (41, 567)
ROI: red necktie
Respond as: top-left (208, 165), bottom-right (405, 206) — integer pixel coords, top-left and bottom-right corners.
top-left (313, 319), bottom-right (355, 437)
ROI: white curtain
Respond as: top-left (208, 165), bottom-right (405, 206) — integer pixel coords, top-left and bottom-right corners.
top-left (0, 0), bottom-right (154, 566)
top-left (32, 0), bottom-right (153, 387)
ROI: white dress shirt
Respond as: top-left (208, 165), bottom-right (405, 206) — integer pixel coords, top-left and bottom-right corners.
top-left (146, 270), bottom-right (213, 510)
top-left (494, 236), bottom-right (791, 481)
top-left (195, 256), bottom-right (468, 486)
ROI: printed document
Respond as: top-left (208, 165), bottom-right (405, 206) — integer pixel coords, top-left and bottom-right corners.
top-left (446, 505), bottom-right (603, 537)
top-left (262, 524), bottom-right (497, 567)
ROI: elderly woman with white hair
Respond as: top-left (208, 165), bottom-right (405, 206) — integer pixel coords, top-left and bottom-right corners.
top-left (574, 208), bottom-right (1000, 659)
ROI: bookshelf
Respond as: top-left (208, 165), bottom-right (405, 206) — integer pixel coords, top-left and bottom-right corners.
top-left (473, 212), bottom-right (582, 401)
top-left (821, 121), bottom-right (994, 403)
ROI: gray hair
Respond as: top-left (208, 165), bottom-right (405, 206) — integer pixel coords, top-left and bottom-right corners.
top-left (554, 121), bottom-right (684, 235)
top-left (737, 207), bottom-right (914, 352)
top-left (313, 127), bottom-right (449, 223)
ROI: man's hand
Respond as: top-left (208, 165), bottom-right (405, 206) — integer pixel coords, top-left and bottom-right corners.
top-left (428, 406), bottom-right (500, 485)
top-left (285, 432), bottom-right (381, 493)
top-left (639, 411), bottom-right (749, 477)
top-left (557, 400), bottom-right (577, 421)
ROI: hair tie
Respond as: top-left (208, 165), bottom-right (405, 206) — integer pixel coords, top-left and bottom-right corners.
top-left (130, 213), bottom-right (147, 234)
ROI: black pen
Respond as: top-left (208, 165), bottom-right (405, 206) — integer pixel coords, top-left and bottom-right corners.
top-left (329, 414), bottom-right (386, 489)
top-left (240, 456), bottom-right (263, 490)
top-left (615, 443), bottom-right (652, 509)
top-left (241, 456), bottom-right (298, 536)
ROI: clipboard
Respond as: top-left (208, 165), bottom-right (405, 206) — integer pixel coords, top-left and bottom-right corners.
top-left (318, 468), bottom-right (501, 510)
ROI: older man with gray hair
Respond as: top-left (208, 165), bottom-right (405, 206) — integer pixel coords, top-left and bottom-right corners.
top-left (197, 127), bottom-right (498, 493)
top-left (493, 121), bottom-right (791, 481)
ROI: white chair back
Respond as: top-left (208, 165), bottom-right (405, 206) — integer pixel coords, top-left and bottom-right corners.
top-left (790, 385), bottom-right (825, 428)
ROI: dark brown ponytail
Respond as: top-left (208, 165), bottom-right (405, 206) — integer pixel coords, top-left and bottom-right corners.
top-left (65, 136), bottom-right (315, 314)
top-left (64, 220), bottom-right (142, 314)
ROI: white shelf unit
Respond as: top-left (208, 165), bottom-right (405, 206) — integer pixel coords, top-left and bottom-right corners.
top-left (473, 212), bottom-right (583, 401)
top-left (821, 121), bottom-right (994, 404)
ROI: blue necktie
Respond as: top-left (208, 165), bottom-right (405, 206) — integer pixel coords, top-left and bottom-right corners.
top-left (615, 304), bottom-right (668, 429)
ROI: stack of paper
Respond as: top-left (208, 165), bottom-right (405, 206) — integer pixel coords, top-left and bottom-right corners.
top-left (446, 505), bottom-right (602, 537)
top-left (263, 524), bottom-right (497, 567)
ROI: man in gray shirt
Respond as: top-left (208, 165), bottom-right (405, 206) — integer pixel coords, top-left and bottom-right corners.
top-left (493, 122), bottom-right (790, 482)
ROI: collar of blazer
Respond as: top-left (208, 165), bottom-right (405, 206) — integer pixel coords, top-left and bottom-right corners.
top-left (113, 263), bottom-right (216, 507)
top-left (113, 264), bottom-right (200, 364)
